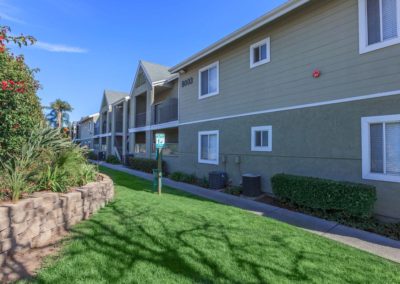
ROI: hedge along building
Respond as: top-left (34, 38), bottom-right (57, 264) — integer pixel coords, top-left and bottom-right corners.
top-left (128, 60), bottom-right (179, 165)
top-left (162, 0), bottom-right (400, 221)
top-left (93, 90), bottom-right (129, 159)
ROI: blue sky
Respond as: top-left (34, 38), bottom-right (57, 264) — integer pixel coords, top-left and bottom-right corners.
top-left (1, 0), bottom-right (285, 121)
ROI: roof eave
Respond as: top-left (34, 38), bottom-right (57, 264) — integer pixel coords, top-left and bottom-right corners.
top-left (169, 0), bottom-right (310, 73)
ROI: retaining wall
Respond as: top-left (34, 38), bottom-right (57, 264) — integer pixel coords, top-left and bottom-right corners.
top-left (0, 174), bottom-right (114, 265)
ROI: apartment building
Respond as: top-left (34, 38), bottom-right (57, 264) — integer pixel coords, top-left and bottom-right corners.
top-left (81, 0), bottom-right (400, 221)
top-left (128, 61), bottom-right (179, 165)
top-left (161, 0), bottom-right (400, 221)
top-left (74, 113), bottom-right (99, 149)
top-left (90, 90), bottom-right (129, 160)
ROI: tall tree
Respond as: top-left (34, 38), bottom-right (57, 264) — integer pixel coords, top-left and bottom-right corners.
top-left (48, 99), bottom-right (73, 128)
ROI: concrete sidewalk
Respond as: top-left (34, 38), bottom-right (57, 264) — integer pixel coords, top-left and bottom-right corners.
top-left (95, 161), bottom-right (400, 264)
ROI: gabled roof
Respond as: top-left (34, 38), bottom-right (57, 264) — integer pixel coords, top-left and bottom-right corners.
top-left (100, 90), bottom-right (129, 110)
top-left (79, 113), bottom-right (99, 123)
top-left (170, 0), bottom-right (310, 73)
top-left (140, 60), bottom-right (173, 84)
top-left (104, 90), bottom-right (129, 105)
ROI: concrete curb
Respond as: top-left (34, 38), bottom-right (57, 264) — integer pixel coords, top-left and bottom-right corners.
top-left (95, 161), bottom-right (400, 263)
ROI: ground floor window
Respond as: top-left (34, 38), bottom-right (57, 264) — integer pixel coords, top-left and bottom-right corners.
top-left (362, 114), bottom-right (400, 182)
top-left (198, 130), bottom-right (219, 165)
top-left (251, 126), bottom-right (272, 152)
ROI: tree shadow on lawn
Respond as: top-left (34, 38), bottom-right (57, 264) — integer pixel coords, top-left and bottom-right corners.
top-left (30, 169), bottom-right (400, 283)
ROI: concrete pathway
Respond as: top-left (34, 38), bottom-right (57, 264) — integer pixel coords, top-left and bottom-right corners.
top-left (95, 161), bottom-right (400, 264)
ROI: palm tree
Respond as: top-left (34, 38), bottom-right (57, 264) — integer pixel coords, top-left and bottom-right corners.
top-left (48, 99), bottom-right (73, 129)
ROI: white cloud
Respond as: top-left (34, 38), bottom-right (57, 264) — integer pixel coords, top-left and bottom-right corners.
top-left (35, 41), bottom-right (88, 53)
top-left (0, 12), bottom-right (25, 24)
top-left (0, 0), bottom-right (25, 24)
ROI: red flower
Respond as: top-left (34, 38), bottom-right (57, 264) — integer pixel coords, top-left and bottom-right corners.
top-left (0, 35), bottom-right (4, 41)
top-left (0, 43), bottom-right (5, 53)
top-left (1, 81), bottom-right (8, 91)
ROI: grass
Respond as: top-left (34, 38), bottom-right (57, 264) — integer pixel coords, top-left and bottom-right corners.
top-left (27, 167), bottom-right (400, 283)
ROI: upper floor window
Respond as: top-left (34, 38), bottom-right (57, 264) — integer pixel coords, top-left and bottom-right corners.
top-left (198, 62), bottom-right (219, 99)
top-left (359, 0), bottom-right (400, 54)
top-left (362, 114), bottom-right (400, 182)
top-left (250, 38), bottom-right (270, 68)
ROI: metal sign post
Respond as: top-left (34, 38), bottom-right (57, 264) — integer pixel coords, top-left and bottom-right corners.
top-left (155, 133), bottom-right (165, 195)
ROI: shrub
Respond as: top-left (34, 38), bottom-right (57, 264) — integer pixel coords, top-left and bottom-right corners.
top-left (128, 157), bottom-right (165, 174)
top-left (271, 174), bottom-right (377, 218)
top-left (169, 172), bottom-right (197, 184)
top-left (87, 151), bottom-right (98, 161)
top-left (0, 126), bottom-right (97, 200)
top-left (169, 172), bottom-right (183, 181)
top-left (224, 186), bottom-right (243, 196)
top-left (0, 26), bottom-right (43, 161)
top-left (106, 155), bottom-right (120, 164)
top-left (169, 172), bottom-right (209, 188)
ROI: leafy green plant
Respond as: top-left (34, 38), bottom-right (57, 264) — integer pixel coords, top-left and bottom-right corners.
top-left (224, 186), bottom-right (243, 196)
top-left (37, 165), bottom-right (68, 193)
top-left (106, 155), bottom-right (121, 164)
top-left (0, 25), bottom-right (43, 161)
top-left (128, 157), bottom-right (165, 173)
top-left (87, 151), bottom-right (98, 161)
top-left (169, 172), bottom-right (209, 188)
top-left (0, 126), bottom-right (97, 200)
top-left (169, 172), bottom-right (183, 181)
top-left (271, 174), bottom-right (377, 218)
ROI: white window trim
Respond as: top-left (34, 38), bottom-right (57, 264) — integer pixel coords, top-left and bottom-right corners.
top-left (358, 0), bottom-right (400, 54)
top-left (361, 114), bottom-right (400, 183)
top-left (250, 37), bottom-right (271, 68)
top-left (198, 130), bottom-right (219, 165)
top-left (198, 61), bottom-right (220, 100)
top-left (251, 126), bottom-right (272, 152)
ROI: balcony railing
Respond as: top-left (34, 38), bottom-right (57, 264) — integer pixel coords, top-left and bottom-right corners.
top-left (134, 143), bottom-right (146, 154)
top-left (101, 121), bottom-right (107, 134)
top-left (152, 99), bottom-right (178, 125)
top-left (94, 126), bottom-right (100, 136)
top-left (152, 143), bottom-right (178, 156)
top-left (115, 120), bottom-right (123, 133)
top-left (135, 112), bottom-right (146, 127)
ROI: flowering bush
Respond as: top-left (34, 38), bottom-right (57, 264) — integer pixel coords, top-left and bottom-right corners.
top-left (0, 26), bottom-right (43, 160)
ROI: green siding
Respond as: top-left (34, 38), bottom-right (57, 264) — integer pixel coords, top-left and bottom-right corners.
top-left (168, 95), bottom-right (400, 220)
top-left (178, 0), bottom-right (400, 123)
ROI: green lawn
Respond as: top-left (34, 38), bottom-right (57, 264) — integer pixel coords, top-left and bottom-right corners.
top-left (29, 167), bottom-right (400, 283)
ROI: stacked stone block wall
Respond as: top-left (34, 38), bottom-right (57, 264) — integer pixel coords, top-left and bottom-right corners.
top-left (0, 174), bottom-right (114, 265)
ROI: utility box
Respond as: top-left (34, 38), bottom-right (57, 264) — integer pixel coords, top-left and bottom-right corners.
top-left (209, 171), bottom-right (228, 189)
top-left (242, 174), bottom-right (262, 197)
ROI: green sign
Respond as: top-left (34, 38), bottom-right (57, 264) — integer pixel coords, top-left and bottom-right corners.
top-left (155, 133), bottom-right (165, 149)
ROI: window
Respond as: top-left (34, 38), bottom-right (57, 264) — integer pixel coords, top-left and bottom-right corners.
top-left (362, 114), bottom-right (400, 182)
top-left (198, 130), bottom-right (219, 164)
top-left (251, 126), bottom-right (272, 152)
top-left (198, 62), bottom-right (219, 99)
top-left (359, 0), bottom-right (400, 53)
top-left (250, 38), bottom-right (271, 68)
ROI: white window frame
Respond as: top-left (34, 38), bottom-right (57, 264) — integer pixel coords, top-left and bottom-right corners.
top-left (198, 130), bottom-right (219, 165)
top-left (358, 0), bottom-right (400, 54)
top-left (198, 61), bottom-right (219, 100)
top-left (250, 37), bottom-right (271, 68)
top-left (361, 114), bottom-right (400, 182)
top-left (251, 126), bottom-right (272, 152)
